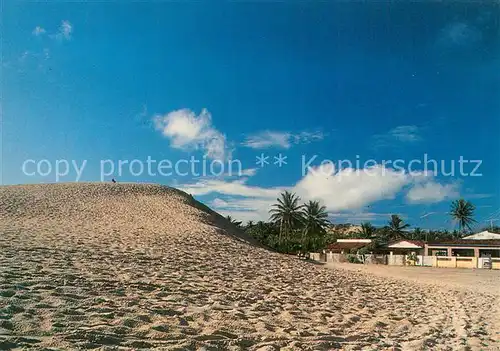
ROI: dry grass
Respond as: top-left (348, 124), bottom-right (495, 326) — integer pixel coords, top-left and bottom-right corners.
top-left (0, 183), bottom-right (498, 350)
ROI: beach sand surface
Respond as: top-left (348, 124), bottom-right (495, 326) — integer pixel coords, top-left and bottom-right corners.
top-left (0, 183), bottom-right (498, 350)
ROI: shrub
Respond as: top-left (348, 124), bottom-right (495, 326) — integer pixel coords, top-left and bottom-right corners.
top-left (357, 246), bottom-right (371, 256)
top-left (347, 254), bottom-right (362, 264)
top-left (406, 253), bottom-right (418, 261)
top-left (406, 253), bottom-right (418, 265)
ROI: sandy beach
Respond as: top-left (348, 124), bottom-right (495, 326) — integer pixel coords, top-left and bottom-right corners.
top-left (1, 183), bottom-right (499, 350)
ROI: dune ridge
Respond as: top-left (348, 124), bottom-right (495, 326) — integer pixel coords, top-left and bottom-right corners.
top-left (0, 183), bottom-right (498, 350)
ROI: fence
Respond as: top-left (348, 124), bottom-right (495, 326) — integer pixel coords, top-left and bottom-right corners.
top-left (310, 252), bottom-right (499, 269)
top-left (493, 258), bottom-right (500, 269)
top-left (364, 254), bottom-right (387, 265)
top-left (317, 253), bottom-right (423, 266)
top-left (434, 256), bottom-right (478, 269)
top-left (326, 252), bottom-right (348, 263)
top-left (478, 257), bottom-right (500, 269)
top-left (419, 255), bottom-right (434, 267)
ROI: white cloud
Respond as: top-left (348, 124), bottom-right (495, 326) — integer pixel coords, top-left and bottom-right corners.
top-left (241, 168), bottom-right (257, 177)
top-left (372, 125), bottom-right (422, 148)
top-left (32, 21), bottom-right (72, 41)
top-left (389, 125), bottom-right (421, 142)
top-left (218, 209), bottom-right (268, 223)
top-left (181, 163), bottom-right (459, 223)
top-left (180, 174), bottom-right (283, 222)
top-left (19, 51), bottom-right (30, 62)
top-left (154, 108), bottom-right (228, 160)
top-left (438, 22), bottom-right (482, 48)
top-left (60, 20), bottom-right (73, 39)
top-left (204, 167), bottom-right (257, 180)
top-left (214, 196), bottom-right (279, 223)
top-left (243, 131), bottom-right (292, 149)
top-left (6, 21), bottom-right (69, 71)
top-left (214, 197), bottom-right (276, 213)
top-left (54, 20), bottom-right (73, 41)
top-left (17, 49), bottom-right (50, 65)
top-left (406, 180), bottom-right (459, 203)
top-left (292, 131), bottom-right (325, 144)
top-left (180, 178), bottom-right (282, 198)
top-left (295, 164), bottom-right (410, 211)
top-left (211, 198), bottom-right (229, 208)
top-left (329, 212), bottom-right (393, 223)
top-left (242, 130), bottom-right (325, 149)
top-left (32, 26), bottom-right (46, 36)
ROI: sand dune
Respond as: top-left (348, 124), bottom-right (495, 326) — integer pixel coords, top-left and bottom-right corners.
top-left (0, 183), bottom-right (498, 350)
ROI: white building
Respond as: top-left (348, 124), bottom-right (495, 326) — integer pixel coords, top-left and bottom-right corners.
top-left (462, 231), bottom-right (500, 240)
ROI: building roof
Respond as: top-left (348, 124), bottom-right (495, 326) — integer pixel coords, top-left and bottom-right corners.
top-left (327, 241), bottom-right (369, 253)
top-left (337, 238), bottom-right (372, 243)
top-left (387, 240), bottom-right (425, 249)
top-left (427, 239), bottom-right (500, 247)
top-left (462, 231), bottom-right (500, 240)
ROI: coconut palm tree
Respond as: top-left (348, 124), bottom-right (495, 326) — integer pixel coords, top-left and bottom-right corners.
top-left (245, 220), bottom-right (255, 230)
top-left (269, 191), bottom-right (304, 247)
top-left (409, 227), bottom-right (426, 241)
top-left (359, 222), bottom-right (376, 239)
top-left (301, 200), bottom-right (330, 252)
top-left (450, 199), bottom-right (476, 233)
top-left (226, 215), bottom-right (242, 228)
top-left (388, 214), bottom-right (410, 240)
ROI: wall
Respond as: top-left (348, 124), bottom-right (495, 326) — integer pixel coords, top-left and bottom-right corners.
top-left (327, 253), bottom-right (386, 264)
top-left (323, 251), bottom-right (498, 269)
top-left (418, 255), bottom-right (434, 267)
top-left (456, 257), bottom-right (477, 269)
top-left (435, 257), bottom-right (456, 268)
top-left (326, 253), bottom-right (348, 263)
top-left (433, 256), bottom-right (478, 269)
top-left (426, 245), bottom-right (500, 257)
top-left (388, 254), bottom-right (431, 266)
top-left (478, 257), bottom-right (488, 268)
top-left (309, 252), bottom-right (326, 262)
top-left (388, 254), bottom-right (405, 266)
top-left (478, 257), bottom-right (500, 269)
top-left (364, 254), bottom-right (387, 265)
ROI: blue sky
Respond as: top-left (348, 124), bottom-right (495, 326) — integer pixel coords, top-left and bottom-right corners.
top-left (2, 2), bottom-right (499, 230)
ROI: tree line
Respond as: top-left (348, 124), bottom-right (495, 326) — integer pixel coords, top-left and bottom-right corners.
top-left (226, 192), bottom-right (484, 254)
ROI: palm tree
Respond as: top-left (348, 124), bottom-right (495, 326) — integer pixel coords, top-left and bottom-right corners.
top-left (450, 199), bottom-right (476, 233)
top-left (301, 200), bottom-right (330, 252)
top-left (359, 222), bottom-right (376, 239)
top-left (409, 227), bottom-right (426, 241)
top-left (226, 215), bottom-right (242, 228)
top-left (388, 214), bottom-right (410, 240)
top-left (269, 191), bottom-right (304, 247)
top-left (245, 220), bottom-right (255, 230)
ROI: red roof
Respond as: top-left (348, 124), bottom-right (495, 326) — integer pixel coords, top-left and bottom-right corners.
top-left (327, 242), bottom-right (369, 252)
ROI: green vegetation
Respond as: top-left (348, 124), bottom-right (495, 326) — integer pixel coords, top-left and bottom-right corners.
top-left (225, 215), bottom-right (243, 228)
top-left (450, 199), bottom-right (477, 233)
top-left (388, 214), bottom-right (410, 239)
top-left (269, 191), bottom-right (304, 247)
top-left (233, 192), bottom-right (477, 255)
top-left (347, 254), bottom-right (362, 264)
top-left (300, 200), bottom-right (329, 254)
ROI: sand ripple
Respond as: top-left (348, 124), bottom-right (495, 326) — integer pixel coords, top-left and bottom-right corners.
top-left (0, 183), bottom-right (498, 350)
